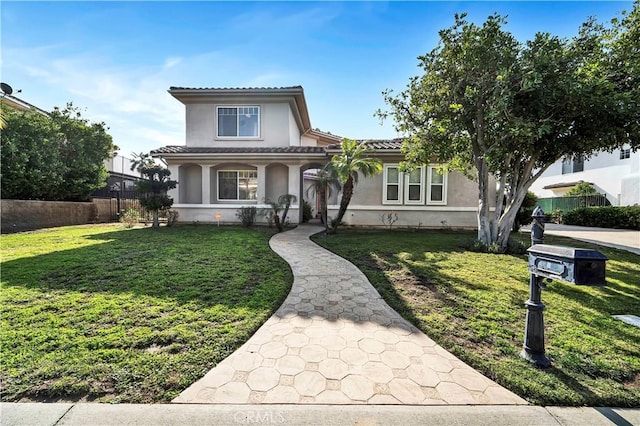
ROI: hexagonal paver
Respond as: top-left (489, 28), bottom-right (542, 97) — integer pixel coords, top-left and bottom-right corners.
top-left (361, 361), bottom-right (394, 383)
top-left (315, 390), bottom-right (352, 404)
top-left (450, 368), bottom-right (491, 392)
top-left (318, 358), bottom-right (349, 380)
top-left (353, 306), bottom-right (374, 317)
top-left (293, 371), bottom-right (326, 397)
top-left (406, 364), bottom-right (440, 387)
top-left (340, 347), bottom-right (368, 365)
top-left (246, 367), bottom-right (280, 392)
top-left (211, 382), bottom-right (251, 403)
top-left (436, 382), bottom-right (475, 404)
top-left (396, 341), bottom-right (424, 357)
top-left (323, 335), bottom-right (347, 351)
top-left (269, 323), bottom-right (294, 336)
top-left (421, 354), bottom-right (453, 373)
top-left (358, 338), bottom-right (385, 354)
top-left (260, 341), bottom-right (288, 359)
top-left (380, 351), bottom-right (410, 369)
top-left (200, 364), bottom-right (235, 388)
top-left (303, 326), bottom-right (326, 339)
top-left (231, 352), bottom-right (263, 371)
top-left (262, 385), bottom-right (301, 403)
top-left (388, 378), bottom-right (425, 404)
top-left (275, 355), bottom-right (305, 375)
top-left (283, 333), bottom-right (309, 348)
top-left (300, 345), bottom-right (327, 363)
top-left (374, 330), bottom-right (400, 344)
top-left (341, 375), bottom-right (375, 401)
top-left (338, 327), bottom-right (365, 342)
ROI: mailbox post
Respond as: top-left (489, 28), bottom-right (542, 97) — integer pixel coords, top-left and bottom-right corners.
top-left (521, 206), bottom-right (550, 367)
top-left (521, 207), bottom-right (608, 368)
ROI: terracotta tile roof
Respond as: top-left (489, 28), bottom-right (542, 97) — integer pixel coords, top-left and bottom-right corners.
top-left (151, 146), bottom-right (327, 155)
top-left (326, 138), bottom-right (405, 150)
top-left (169, 86), bottom-right (303, 91)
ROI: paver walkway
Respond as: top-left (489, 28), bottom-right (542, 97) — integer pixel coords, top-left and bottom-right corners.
top-left (174, 225), bottom-right (526, 405)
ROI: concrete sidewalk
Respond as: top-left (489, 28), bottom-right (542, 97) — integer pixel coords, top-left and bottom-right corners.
top-left (523, 223), bottom-right (640, 255)
top-left (2, 403), bottom-right (639, 426)
top-left (174, 225), bottom-right (523, 405)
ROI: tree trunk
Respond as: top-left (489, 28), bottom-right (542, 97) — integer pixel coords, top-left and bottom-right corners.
top-left (273, 213), bottom-right (283, 232)
top-left (329, 176), bottom-right (354, 234)
top-left (152, 210), bottom-right (159, 228)
top-left (476, 158), bottom-right (493, 245)
top-left (319, 186), bottom-right (328, 234)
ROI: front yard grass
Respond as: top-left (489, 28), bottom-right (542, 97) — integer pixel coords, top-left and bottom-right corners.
top-left (313, 230), bottom-right (640, 407)
top-left (1, 224), bottom-right (291, 403)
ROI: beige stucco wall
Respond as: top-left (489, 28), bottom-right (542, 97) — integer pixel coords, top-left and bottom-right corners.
top-left (185, 101), bottom-right (299, 147)
top-left (266, 164), bottom-right (289, 202)
top-left (171, 205), bottom-right (300, 225)
top-left (348, 164), bottom-right (484, 209)
top-left (179, 164), bottom-right (202, 204)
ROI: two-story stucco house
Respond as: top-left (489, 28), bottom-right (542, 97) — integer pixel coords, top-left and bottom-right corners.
top-left (151, 85), bottom-right (488, 228)
top-left (529, 148), bottom-right (640, 206)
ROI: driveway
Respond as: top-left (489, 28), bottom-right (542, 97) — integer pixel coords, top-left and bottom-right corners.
top-left (527, 223), bottom-right (640, 255)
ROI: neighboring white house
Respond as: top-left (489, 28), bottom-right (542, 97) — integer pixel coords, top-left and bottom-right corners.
top-left (529, 147), bottom-right (640, 206)
top-left (150, 85), bottom-right (491, 227)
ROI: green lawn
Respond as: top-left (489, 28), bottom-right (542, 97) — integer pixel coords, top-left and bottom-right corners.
top-left (1, 224), bottom-right (292, 403)
top-left (313, 230), bottom-right (640, 407)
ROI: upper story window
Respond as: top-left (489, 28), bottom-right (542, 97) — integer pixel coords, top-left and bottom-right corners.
top-left (383, 163), bottom-right (447, 205)
top-left (218, 170), bottom-right (257, 201)
top-left (620, 148), bottom-right (631, 159)
top-left (561, 156), bottom-right (584, 174)
top-left (217, 106), bottom-right (260, 138)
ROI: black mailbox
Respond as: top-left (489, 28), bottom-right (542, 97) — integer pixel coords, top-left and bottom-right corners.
top-left (528, 244), bottom-right (608, 286)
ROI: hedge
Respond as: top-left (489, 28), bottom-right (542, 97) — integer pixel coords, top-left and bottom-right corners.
top-left (562, 206), bottom-right (640, 230)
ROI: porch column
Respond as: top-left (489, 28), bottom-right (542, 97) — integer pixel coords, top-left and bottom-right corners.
top-left (201, 165), bottom-right (211, 204)
top-left (288, 164), bottom-right (301, 198)
top-left (256, 164), bottom-right (267, 203)
top-left (168, 164), bottom-right (179, 203)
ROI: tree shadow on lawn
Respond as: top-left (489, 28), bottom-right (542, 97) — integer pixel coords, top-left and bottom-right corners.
top-left (316, 229), bottom-right (640, 405)
top-left (1, 225), bottom-right (292, 309)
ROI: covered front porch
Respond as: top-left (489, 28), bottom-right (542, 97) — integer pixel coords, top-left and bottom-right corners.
top-left (152, 146), bottom-right (329, 224)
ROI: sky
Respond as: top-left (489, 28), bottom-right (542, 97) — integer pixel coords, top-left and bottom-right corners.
top-left (1, 1), bottom-right (633, 157)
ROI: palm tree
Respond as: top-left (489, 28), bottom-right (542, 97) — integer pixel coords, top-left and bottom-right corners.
top-left (305, 165), bottom-right (340, 234)
top-left (130, 152), bottom-right (154, 177)
top-left (329, 138), bottom-right (382, 233)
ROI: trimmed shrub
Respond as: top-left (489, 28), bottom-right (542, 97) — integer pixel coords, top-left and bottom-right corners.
top-left (302, 200), bottom-right (313, 223)
top-left (563, 206), bottom-right (640, 230)
top-left (236, 206), bottom-right (257, 227)
top-left (120, 209), bottom-right (140, 228)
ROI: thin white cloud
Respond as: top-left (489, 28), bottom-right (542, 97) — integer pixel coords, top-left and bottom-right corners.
top-left (163, 57), bottom-right (182, 70)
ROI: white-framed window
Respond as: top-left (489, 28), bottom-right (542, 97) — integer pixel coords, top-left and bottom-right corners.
top-left (217, 106), bottom-right (260, 138)
top-left (427, 165), bottom-right (447, 205)
top-left (404, 167), bottom-right (425, 204)
top-left (383, 164), bottom-right (402, 204)
top-left (620, 148), bottom-right (631, 160)
top-left (561, 156), bottom-right (584, 174)
top-left (218, 170), bottom-right (257, 201)
top-left (383, 163), bottom-right (447, 205)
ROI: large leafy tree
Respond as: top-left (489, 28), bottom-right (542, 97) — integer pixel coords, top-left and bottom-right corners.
top-left (1, 103), bottom-right (115, 201)
top-left (53, 104), bottom-right (114, 201)
top-left (328, 138), bottom-right (382, 233)
top-left (379, 7), bottom-right (639, 250)
top-left (136, 165), bottom-right (177, 228)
